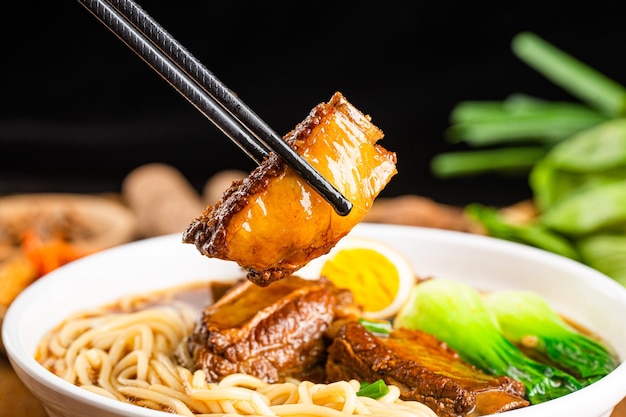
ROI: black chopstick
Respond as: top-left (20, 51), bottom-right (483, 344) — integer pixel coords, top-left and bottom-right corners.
top-left (76, 0), bottom-right (353, 216)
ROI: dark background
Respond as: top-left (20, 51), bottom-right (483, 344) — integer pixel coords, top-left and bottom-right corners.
top-left (2, 2), bottom-right (625, 207)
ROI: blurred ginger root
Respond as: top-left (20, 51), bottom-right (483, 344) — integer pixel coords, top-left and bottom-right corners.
top-left (202, 169), bottom-right (247, 206)
top-left (122, 164), bottom-right (248, 238)
top-left (122, 163), bottom-right (206, 237)
top-left (363, 194), bottom-right (473, 232)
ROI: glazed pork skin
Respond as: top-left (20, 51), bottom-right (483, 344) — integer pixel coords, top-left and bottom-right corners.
top-left (187, 275), bottom-right (358, 384)
top-left (326, 321), bottom-right (529, 417)
top-left (182, 92), bottom-right (397, 287)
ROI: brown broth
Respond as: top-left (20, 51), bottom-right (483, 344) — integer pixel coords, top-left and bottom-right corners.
top-left (102, 278), bottom-right (242, 315)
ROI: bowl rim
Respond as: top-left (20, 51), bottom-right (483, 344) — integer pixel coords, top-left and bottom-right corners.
top-left (3, 224), bottom-right (626, 417)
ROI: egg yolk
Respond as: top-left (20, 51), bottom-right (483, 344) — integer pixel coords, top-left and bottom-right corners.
top-left (320, 247), bottom-right (399, 313)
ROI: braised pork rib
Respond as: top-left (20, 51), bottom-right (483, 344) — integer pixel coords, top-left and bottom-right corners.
top-left (326, 321), bottom-right (529, 417)
top-left (187, 275), bottom-right (359, 384)
top-left (182, 92), bottom-right (397, 286)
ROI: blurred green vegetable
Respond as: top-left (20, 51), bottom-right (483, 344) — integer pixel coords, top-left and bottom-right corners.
top-left (431, 94), bottom-right (609, 179)
top-left (540, 179), bottom-right (626, 235)
top-left (431, 146), bottom-right (547, 178)
top-left (445, 94), bottom-right (608, 147)
top-left (530, 118), bottom-right (626, 210)
top-left (511, 32), bottom-right (626, 117)
top-left (577, 233), bottom-right (626, 286)
top-left (539, 118), bottom-right (626, 172)
top-left (484, 290), bottom-right (618, 385)
top-left (464, 203), bottom-right (580, 260)
top-left (394, 278), bottom-right (583, 404)
top-left (430, 31), bottom-right (626, 286)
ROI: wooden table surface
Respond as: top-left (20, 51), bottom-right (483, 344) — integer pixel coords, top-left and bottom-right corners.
top-left (1, 352), bottom-right (625, 417)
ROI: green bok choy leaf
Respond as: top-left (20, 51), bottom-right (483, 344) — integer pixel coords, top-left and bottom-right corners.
top-left (393, 278), bottom-right (583, 404)
top-left (484, 290), bottom-right (617, 385)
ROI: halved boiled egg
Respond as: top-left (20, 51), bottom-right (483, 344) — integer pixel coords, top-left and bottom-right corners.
top-left (298, 236), bottom-right (416, 319)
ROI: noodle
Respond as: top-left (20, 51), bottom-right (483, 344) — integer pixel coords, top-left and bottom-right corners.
top-left (36, 295), bottom-right (437, 417)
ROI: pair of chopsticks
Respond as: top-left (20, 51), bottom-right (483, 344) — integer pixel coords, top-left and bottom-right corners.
top-left (76, 0), bottom-right (352, 216)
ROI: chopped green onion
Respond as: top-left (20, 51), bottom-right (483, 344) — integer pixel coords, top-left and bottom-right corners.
top-left (356, 379), bottom-right (390, 399)
top-left (358, 317), bottom-right (392, 335)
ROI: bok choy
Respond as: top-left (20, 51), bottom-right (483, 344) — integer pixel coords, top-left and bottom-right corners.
top-left (483, 290), bottom-right (618, 385)
top-left (393, 278), bottom-right (583, 404)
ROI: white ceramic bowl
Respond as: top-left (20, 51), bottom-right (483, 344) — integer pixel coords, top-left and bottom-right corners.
top-left (3, 223), bottom-right (626, 417)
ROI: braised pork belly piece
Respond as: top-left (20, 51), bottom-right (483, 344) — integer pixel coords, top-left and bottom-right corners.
top-left (187, 275), bottom-right (360, 384)
top-left (183, 92), bottom-right (397, 286)
top-left (326, 321), bottom-right (529, 417)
